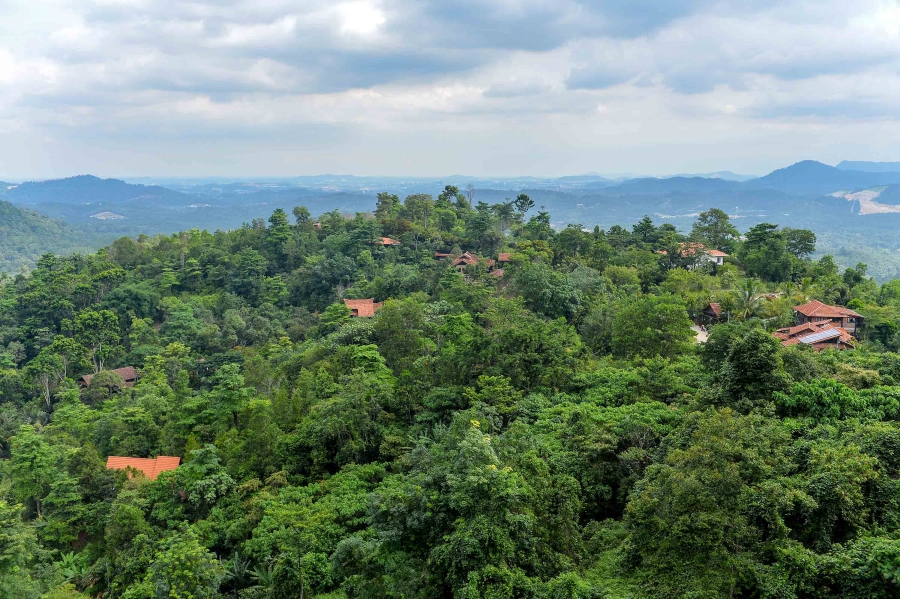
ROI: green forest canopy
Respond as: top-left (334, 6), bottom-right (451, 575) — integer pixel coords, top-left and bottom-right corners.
top-left (2, 191), bottom-right (900, 598)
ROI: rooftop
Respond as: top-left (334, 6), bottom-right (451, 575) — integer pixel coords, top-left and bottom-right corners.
top-left (106, 455), bottom-right (181, 480)
top-left (79, 366), bottom-right (138, 386)
top-left (344, 298), bottom-right (383, 317)
top-left (794, 300), bottom-right (862, 319)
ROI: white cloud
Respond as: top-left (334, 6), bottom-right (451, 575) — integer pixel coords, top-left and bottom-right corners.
top-left (335, 1), bottom-right (386, 36)
top-left (4, 0), bottom-right (900, 177)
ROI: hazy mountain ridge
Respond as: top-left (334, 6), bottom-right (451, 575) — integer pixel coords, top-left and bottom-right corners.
top-left (4, 160), bottom-right (900, 277)
top-left (751, 160), bottom-right (900, 194)
top-left (836, 160), bottom-right (900, 173)
top-left (0, 200), bottom-right (109, 273)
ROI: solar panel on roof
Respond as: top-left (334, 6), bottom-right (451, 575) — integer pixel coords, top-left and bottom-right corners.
top-left (799, 329), bottom-right (842, 344)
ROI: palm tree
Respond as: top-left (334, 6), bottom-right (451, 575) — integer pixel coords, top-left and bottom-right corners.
top-left (733, 278), bottom-right (764, 320)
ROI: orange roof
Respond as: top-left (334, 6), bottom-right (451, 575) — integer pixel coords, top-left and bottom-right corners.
top-left (434, 252), bottom-right (452, 259)
top-left (705, 302), bottom-right (722, 317)
top-left (773, 321), bottom-right (854, 349)
top-left (794, 300), bottom-right (862, 319)
top-left (490, 268), bottom-right (505, 277)
top-left (106, 456), bottom-right (180, 480)
top-left (79, 366), bottom-right (138, 386)
top-left (377, 237), bottom-right (401, 246)
top-left (678, 242), bottom-right (728, 258)
top-left (497, 253), bottom-right (511, 262)
top-left (453, 252), bottom-right (480, 266)
top-left (344, 298), bottom-right (383, 317)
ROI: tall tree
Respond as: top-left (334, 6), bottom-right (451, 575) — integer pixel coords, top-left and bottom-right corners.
top-left (691, 208), bottom-right (740, 253)
top-left (73, 309), bottom-right (120, 373)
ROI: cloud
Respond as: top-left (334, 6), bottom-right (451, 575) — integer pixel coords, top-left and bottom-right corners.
top-left (3, 0), bottom-right (900, 178)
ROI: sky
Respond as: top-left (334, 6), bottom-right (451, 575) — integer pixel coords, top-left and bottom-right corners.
top-left (2, 0), bottom-right (900, 179)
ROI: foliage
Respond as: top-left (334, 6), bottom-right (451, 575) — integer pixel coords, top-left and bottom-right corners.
top-left (0, 202), bottom-right (897, 598)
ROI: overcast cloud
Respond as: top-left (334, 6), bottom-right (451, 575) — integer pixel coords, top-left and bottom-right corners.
top-left (2, 0), bottom-right (900, 178)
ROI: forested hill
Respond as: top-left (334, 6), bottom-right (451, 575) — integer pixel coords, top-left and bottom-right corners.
top-left (4, 191), bottom-right (900, 598)
top-left (0, 200), bottom-right (107, 273)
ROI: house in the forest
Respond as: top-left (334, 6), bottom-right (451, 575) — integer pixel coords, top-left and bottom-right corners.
top-left (773, 321), bottom-right (855, 351)
top-left (78, 366), bottom-right (138, 388)
top-left (700, 302), bottom-right (724, 324)
top-left (793, 300), bottom-right (863, 337)
top-left (376, 237), bottom-right (401, 246)
top-left (106, 455), bottom-right (181, 480)
top-left (344, 298), bottom-right (383, 317)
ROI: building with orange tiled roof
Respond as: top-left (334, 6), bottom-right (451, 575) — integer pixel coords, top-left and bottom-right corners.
top-left (344, 298), bottom-right (383, 318)
top-left (106, 456), bottom-right (181, 480)
top-left (793, 300), bottom-right (863, 337)
top-left (497, 252), bottom-right (512, 263)
top-left (773, 321), bottom-right (855, 351)
top-left (376, 237), bottom-right (401, 246)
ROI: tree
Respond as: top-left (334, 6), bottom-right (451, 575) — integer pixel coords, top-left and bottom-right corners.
top-left (292, 205), bottom-right (311, 226)
top-left (690, 208), bottom-right (739, 254)
top-left (0, 500), bottom-right (37, 577)
top-left (513, 262), bottom-right (582, 320)
top-left (611, 295), bottom-right (694, 359)
top-left (738, 223), bottom-right (792, 282)
top-left (24, 350), bottom-right (65, 410)
top-left (783, 227), bottom-right (816, 259)
top-left (513, 193), bottom-right (534, 215)
top-left (74, 309), bottom-right (120, 373)
top-left (720, 328), bottom-right (790, 408)
top-left (147, 529), bottom-right (223, 599)
top-left (732, 278), bottom-right (765, 320)
top-left (624, 409), bottom-right (797, 598)
top-left (8, 425), bottom-right (58, 519)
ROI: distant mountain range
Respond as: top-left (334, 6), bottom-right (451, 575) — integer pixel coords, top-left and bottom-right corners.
top-left (5, 159), bottom-right (900, 277)
top-left (836, 160), bottom-right (900, 173)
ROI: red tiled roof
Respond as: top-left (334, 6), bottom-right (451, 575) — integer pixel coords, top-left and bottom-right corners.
top-left (773, 321), bottom-right (854, 349)
top-left (678, 242), bottom-right (729, 258)
top-left (490, 268), bottom-right (505, 277)
top-left (453, 252), bottom-right (480, 266)
top-left (106, 456), bottom-right (180, 481)
top-left (497, 253), bottom-right (512, 262)
top-left (794, 300), bottom-right (862, 319)
top-left (377, 237), bottom-right (401, 246)
top-left (705, 302), bottom-right (722, 317)
top-left (434, 252), bottom-right (452, 259)
top-left (344, 298), bottom-right (383, 317)
top-left (79, 366), bottom-right (138, 386)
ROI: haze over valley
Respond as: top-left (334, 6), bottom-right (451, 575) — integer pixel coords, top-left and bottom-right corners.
top-left (5, 158), bottom-right (900, 279)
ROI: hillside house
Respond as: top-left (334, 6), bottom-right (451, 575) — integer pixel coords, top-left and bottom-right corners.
top-left (700, 302), bottom-right (723, 324)
top-left (344, 298), bottom-right (383, 317)
top-left (451, 252), bottom-right (496, 273)
top-left (773, 321), bottom-right (855, 351)
top-left (793, 300), bottom-right (863, 337)
top-left (376, 237), bottom-right (401, 246)
top-left (78, 366), bottom-right (138, 388)
top-left (680, 243), bottom-right (728, 267)
top-left (656, 243), bottom-right (728, 268)
top-left (106, 455), bottom-right (181, 480)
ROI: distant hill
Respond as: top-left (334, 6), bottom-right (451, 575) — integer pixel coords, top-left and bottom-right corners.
top-left (608, 176), bottom-right (740, 195)
top-left (749, 160), bottom-right (900, 195)
top-left (836, 160), bottom-right (900, 173)
top-left (0, 174), bottom-right (193, 207)
top-left (872, 185), bottom-right (900, 206)
top-left (0, 200), bottom-right (107, 273)
top-left (665, 171), bottom-right (757, 182)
